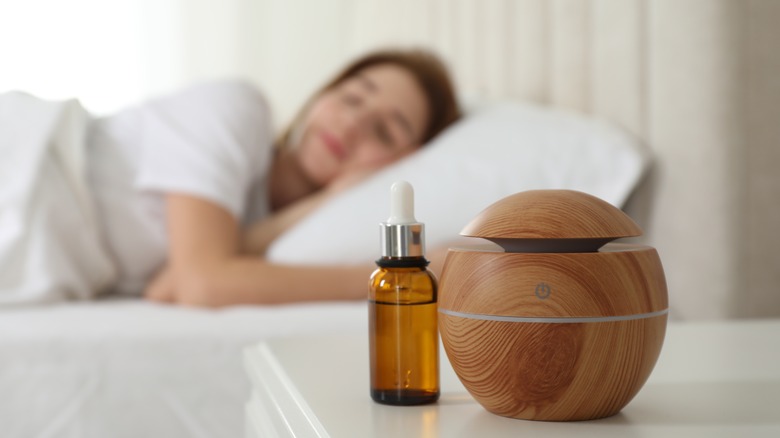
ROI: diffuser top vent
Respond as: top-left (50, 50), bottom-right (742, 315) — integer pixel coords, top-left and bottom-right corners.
top-left (460, 190), bottom-right (642, 252)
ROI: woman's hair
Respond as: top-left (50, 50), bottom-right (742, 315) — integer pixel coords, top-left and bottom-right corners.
top-left (278, 48), bottom-right (461, 148)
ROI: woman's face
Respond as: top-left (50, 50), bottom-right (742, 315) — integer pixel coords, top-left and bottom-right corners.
top-left (294, 63), bottom-right (430, 187)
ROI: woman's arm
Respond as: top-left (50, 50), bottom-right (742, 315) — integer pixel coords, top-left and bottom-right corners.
top-left (145, 193), bottom-right (372, 307)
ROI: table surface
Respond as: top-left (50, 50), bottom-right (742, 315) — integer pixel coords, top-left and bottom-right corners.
top-left (244, 319), bottom-right (780, 438)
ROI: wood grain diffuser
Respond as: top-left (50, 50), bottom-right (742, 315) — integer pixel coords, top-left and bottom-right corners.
top-left (439, 190), bottom-right (668, 421)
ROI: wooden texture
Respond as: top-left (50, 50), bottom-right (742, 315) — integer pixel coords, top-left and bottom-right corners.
top-left (439, 190), bottom-right (667, 420)
top-left (438, 244), bottom-right (667, 420)
top-left (460, 190), bottom-right (642, 240)
top-left (439, 243), bottom-right (667, 318)
top-left (439, 314), bottom-right (667, 421)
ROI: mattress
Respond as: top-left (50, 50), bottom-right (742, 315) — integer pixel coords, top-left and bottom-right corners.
top-left (0, 299), bottom-right (367, 438)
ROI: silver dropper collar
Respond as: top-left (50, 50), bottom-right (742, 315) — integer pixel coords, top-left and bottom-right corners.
top-left (381, 222), bottom-right (425, 257)
top-left (380, 181), bottom-right (425, 258)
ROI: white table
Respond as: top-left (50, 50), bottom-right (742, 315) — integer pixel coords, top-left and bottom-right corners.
top-left (244, 319), bottom-right (780, 437)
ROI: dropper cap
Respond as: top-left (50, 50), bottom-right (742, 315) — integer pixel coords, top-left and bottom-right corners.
top-left (380, 181), bottom-right (425, 258)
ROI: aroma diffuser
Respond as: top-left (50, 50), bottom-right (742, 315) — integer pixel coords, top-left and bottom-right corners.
top-left (438, 190), bottom-right (668, 421)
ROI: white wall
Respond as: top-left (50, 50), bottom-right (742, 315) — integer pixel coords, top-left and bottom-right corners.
top-left (0, 0), bottom-right (490, 124)
top-left (1, 0), bottom-right (147, 114)
top-left (0, 0), bottom-right (257, 115)
top-left (0, 0), bottom-right (436, 122)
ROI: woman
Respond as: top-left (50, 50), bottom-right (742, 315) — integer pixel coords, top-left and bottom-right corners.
top-left (117, 48), bottom-right (461, 307)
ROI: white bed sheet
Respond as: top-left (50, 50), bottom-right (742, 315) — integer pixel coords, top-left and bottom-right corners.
top-left (0, 299), bottom-right (367, 438)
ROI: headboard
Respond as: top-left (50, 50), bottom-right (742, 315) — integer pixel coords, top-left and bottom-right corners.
top-left (171, 0), bottom-right (780, 319)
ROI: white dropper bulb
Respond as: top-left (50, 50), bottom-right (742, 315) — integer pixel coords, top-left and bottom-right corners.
top-left (387, 181), bottom-right (417, 225)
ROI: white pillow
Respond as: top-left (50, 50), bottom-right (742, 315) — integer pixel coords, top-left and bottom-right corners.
top-left (267, 102), bottom-right (650, 265)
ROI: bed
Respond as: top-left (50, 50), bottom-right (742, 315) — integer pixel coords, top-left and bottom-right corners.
top-left (2, 1), bottom-right (779, 436)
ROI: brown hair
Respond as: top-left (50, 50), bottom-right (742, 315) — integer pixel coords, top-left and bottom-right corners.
top-left (277, 48), bottom-right (460, 148)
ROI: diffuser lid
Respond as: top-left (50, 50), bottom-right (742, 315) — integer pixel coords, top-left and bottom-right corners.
top-left (461, 190), bottom-right (642, 252)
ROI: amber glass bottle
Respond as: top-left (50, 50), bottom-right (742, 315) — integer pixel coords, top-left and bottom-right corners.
top-left (368, 181), bottom-right (439, 405)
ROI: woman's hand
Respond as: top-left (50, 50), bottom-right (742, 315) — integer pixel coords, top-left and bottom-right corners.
top-left (242, 188), bottom-right (334, 256)
top-left (242, 166), bottom-right (377, 256)
top-left (144, 264), bottom-right (175, 303)
top-left (324, 166), bottom-right (376, 194)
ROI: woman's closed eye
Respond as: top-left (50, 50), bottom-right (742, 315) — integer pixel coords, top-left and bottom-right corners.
top-left (341, 91), bottom-right (363, 107)
top-left (374, 121), bottom-right (393, 145)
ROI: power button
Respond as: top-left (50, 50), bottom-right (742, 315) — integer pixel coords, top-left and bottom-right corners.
top-left (535, 282), bottom-right (552, 300)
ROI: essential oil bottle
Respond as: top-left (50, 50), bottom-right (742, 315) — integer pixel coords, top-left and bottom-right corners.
top-left (368, 181), bottom-right (439, 405)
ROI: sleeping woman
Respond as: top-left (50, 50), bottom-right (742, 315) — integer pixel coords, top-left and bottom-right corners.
top-left (19, 48), bottom-right (460, 307)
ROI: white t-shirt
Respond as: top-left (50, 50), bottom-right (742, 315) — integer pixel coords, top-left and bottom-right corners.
top-left (87, 80), bottom-right (274, 295)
